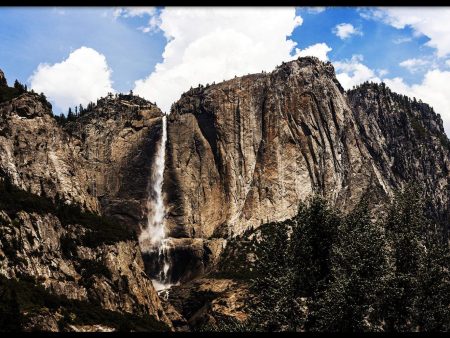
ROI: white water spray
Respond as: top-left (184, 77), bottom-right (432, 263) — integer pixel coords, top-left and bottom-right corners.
top-left (139, 115), bottom-right (173, 291)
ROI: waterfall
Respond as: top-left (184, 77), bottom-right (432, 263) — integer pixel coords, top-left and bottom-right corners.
top-left (139, 115), bottom-right (173, 291)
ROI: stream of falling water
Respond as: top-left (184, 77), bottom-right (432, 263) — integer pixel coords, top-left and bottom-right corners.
top-left (138, 115), bottom-right (173, 294)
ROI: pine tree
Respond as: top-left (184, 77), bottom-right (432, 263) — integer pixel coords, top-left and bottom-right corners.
top-left (290, 196), bottom-right (340, 297)
top-left (13, 79), bottom-right (25, 94)
top-left (309, 199), bottom-right (390, 332)
top-left (67, 107), bottom-right (74, 121)
top-left (416, 224), bottom-right (450, 331)
top-left (382, 184), bottom-right (427, 331)
top-left (248, 222), bottom-right (301, 331)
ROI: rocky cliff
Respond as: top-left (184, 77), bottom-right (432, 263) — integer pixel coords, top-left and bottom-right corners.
top-left (64, 94), bottom-right (163, 231)
top-left (165, 57), bottom-right (392, 238)
top-left (0, 80), bottom-right (172, 331)
top-left (161, 57), bottom-right (450, 283)
top-left (348, 83), bottom-right (450, 230)
top-left (1, 55), bottom-right (450, 330)
top-left (0, 92), bottom-right (99, 212)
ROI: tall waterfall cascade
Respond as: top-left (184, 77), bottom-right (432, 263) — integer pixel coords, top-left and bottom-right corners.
top-left (138, 115), bottom-right (173, 292)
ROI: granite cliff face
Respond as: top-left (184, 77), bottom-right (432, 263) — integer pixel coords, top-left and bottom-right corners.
top-left (0, 84), bottom-right (172, 331)
top-left (0, 93), bottom-right (99, 212)
top-left (160, 57), bottom-right (450, 284)
top-left (64, 94), bottom-right (164, 230)
top-left (165, 57), bottom-right (392, 238)
top-left (347, 83), bottom-right (450, 229)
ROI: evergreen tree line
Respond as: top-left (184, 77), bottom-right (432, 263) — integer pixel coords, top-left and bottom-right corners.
top-left (211, 185), bottom-right (450, 332)
top-left (54, 102), bottom-right (96, 126)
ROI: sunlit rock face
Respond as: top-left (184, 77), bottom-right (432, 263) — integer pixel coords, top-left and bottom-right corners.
top-left (64, 95), bottom-right (164, 230)
top-left (0, 85), bottom-right (172, 331)
top-left (165, 56), bottom-right (450, 241)
top-left (165, 57), bottom-right (383, 238)
top-left (0, 92), bottom-right (99, 212)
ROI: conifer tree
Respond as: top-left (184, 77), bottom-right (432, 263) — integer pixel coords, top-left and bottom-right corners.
top-left (382, 184), bottom-right (427, 331)
top-left (308, 199), bottom-right (390, 331)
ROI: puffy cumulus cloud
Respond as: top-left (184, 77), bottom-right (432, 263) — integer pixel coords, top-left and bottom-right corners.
top-left (293, 43), bottom-right (332, 61)
top-left (333, 55), bottom-right (381, 90)
top-left (384, 70), bottom-right (450, 135)
top-left (332, 23), bottom-right (363, 40)
top-left (399, 58), bottom-right (430, 73)
top-left (133, 7), bottom-right (308, 112)
top-left (361, 8), bottom-right (450, 57)
top-left (29, 47), bottom-right (114, 113)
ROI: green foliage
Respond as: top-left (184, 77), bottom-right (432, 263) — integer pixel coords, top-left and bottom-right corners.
top-left (0, 177), bottom-right (135, 247)
top-left (290, 197), bottom-right (340, 296)
top-left (417, 241), bottom-right (450, 331)
top-left (382, 184), bottom-right (428, 331)
top-left (0, 82), bottom-right (25, 104)
top-left (199, 317), bottom-right (260, 332)
top-left (308, 200), bottom-right (390, 332)
top-left (411, 118), bottom-right (428, 140)
top-left (228, 187), bottom-right (449, 332)
top-left (249, 221), bottom-right (301, 331)
top-left (0, 275), bottom-right (169, 332)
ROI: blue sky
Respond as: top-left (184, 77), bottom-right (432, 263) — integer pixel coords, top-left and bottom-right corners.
top-left (1, 7), bottom-right (450, 134)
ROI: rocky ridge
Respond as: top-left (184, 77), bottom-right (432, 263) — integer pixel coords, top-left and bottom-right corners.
top-left (164, 57), bottom-right (450, 239)
top-left (0, 82), bottom-right (173, 331)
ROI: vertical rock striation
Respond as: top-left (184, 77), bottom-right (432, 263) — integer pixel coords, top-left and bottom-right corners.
top-left (165, 57), bottom-right (395, 238)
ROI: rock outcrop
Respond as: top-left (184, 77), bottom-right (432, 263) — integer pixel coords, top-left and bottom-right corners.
top-left (64, 94), bottom-right (164, 230)
top-left (165, 57), bottom-right (450, 239)
top-left (168, 278), bottom-right (249, 330)
top-left (348, 82), bottom-right (450, 229)
top-left (0, 92), bottom-right (99, 212)
top-left (160, 57), bottom-right (450, 282)
top-left (165, 57), bottom-right (389, 238)
top-left (0, 78), bottom-right (171, 331)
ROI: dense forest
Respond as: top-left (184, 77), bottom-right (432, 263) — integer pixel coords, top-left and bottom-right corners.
top-left (208, 185), bottom-right (450, 332)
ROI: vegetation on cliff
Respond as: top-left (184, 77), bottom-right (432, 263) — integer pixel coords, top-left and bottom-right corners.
top-left (0, 175), bottom-right (136, 248)
top-left (210, 185), bottom-right (450, 332)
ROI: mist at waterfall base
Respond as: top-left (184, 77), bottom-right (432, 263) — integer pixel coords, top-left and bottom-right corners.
top-left (138, 115), bottom-right (176, 292)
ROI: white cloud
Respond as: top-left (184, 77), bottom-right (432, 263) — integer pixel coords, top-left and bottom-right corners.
top-left (446, 59), bottom-right (450, 67)
top-left (393, 36), bottom-right (412, 44)
top-left (29, 47), bottom-right (114, 113)
top-left (377, 68), bottom-right (389, 77)
top-left (332, 23), bottom-right (363, 40)
top-left (304, 7), bottom-right (326, 14)
top-left (399, 58), bottom-right (429, 73)
top-left (293, 43), bottom-right (332, 62)
top-left (113, 7), bottom-right (156, 18)
top-left (333, 54), bottom-right (381, 90)
top-left (361, 8), bottom-right (450, 57)
top-left (133, 8), bottom-right (307, 113)
top-left (384, 69), bottom-right (450, 135)
top-left (114, 7), bottom-right (160, 34)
